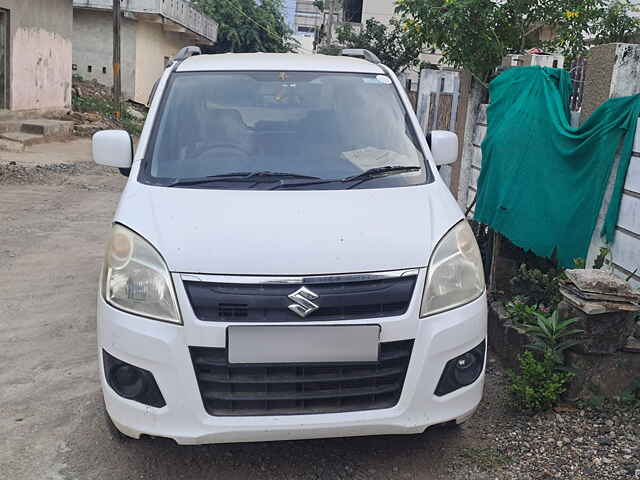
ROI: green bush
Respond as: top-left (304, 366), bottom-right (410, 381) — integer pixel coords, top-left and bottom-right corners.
top-left (509, 264), bottom-right (563, 308)
top-left (521, 311), bottom-right (583, 366)
top-left (621, 378), bottom-right (640, 406)
top-left (505, 296), bottom-right (551, 327)
top-left (72, 95), bottom-right (145, 137)
top-left (508, 351), bottom-right (574, 412)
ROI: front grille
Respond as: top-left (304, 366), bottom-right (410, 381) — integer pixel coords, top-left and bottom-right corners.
top-left (184, 275), bottom-right (417, 322)
top-left (190, 340), bottom-right (414, 416)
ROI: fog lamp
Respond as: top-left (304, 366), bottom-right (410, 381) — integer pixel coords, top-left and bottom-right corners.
top-left (435, 341), bottom-right (486, 396)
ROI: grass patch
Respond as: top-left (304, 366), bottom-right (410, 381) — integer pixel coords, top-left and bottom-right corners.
top-left (72, 95), bottom-right (145, 137)
top-left (458, 447), bottom-right (511, 470)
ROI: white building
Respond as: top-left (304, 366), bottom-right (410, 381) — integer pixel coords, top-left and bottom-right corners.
top-left (292, 0), bottom-right (389, 43)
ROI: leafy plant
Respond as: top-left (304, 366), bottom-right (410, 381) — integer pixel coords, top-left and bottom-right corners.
top-left (592, 246), bottom-right (611, 269)
top-left (620, 378), bottom-right (640, 405)
top-left (573, 258), bottom-right (586, 269)
top-left (505, 296), bottom-right (551, 327)
top-left (520, 310), bottom-right (583, 365)
top-left (510, 264), bottom-right (563, 308)
top-left (316, 44), bottom-right (342, 56)
top-left (625, 268), bottom-right (639, 282)
top-left (395, 0), bottom-right (640, 83)
top-left (592, 0), bottom-right (640, 45)
top-left (508, 351), bottom-right (574, 411)
top-left (334, 18), bottom-right (424, 73)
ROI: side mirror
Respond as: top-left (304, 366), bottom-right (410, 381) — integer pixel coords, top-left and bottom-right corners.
top-left (429, 130), bottom-right (458, 166)
top-left (92, 130), bottom-right (133, 169)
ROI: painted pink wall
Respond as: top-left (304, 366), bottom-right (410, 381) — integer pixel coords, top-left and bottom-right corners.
top-left (11, 27), bottom-right (72, 111)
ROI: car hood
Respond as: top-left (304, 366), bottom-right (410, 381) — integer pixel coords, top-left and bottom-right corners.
top-left (114, 182), bottom-right (463, 275)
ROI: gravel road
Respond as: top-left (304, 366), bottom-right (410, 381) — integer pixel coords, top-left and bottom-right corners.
top-left (1, 145), bottom-right (638, 480)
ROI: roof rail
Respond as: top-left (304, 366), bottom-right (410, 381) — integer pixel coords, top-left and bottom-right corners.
top-left (174, 46), bottom-right (202, 63)
top-left (340, 48), bottom-right (381, 64)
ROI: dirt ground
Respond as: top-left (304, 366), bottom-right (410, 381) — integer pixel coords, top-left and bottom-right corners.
top-left (0, 140), bottom-right (637, 480)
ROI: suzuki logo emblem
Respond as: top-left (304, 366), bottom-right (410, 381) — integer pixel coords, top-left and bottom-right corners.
top-left (288, 287), bottom-right (320, 318)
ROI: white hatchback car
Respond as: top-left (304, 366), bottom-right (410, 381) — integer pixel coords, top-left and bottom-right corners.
top-left (93, 48), bottom-right (487, 445)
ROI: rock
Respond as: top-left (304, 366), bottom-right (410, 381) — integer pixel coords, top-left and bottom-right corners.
top-left (561, 299), bottom-right (638, 355)
top-left (564, 269), bottom-right (640, 299)
top-left (567, 350), bottom-right (640, 399)
top-left (84, 112), bottom-right (102, 123)
top-left (626, 464), bottom-right (640, 474)
top-left (126, 107), bottom-right (146, 121)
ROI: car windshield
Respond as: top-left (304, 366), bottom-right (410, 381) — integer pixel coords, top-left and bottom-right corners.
top-left (142, 71), bottom-right (431, 190)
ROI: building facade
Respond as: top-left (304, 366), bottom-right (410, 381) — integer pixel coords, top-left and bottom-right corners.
top-left (72, 0), bottom-right (217, 104)
top-left (291, 0), bottom-right (394, 53)
top-left (0, 0), bottom-right (73, 112)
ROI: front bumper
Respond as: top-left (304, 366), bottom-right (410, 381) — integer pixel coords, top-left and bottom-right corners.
top-left (98, 270), bottom-right (487, 445)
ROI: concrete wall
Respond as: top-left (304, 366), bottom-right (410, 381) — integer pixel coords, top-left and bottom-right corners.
top-left (460, 103), bottom-right (486, 216)
top-left (0, 0), bottom-right (73, 111)
top-left (72, 9), bottom-right (136, 100)
top-left (586, 118), bottom-right (640, 289)
top-left (134, 21), bottom-right (187, 104)
top-left (361, 0), bottom-right (394, 24)
top-left (583, 44), bottom-right (640, 288)
top-left (292, 33), bottom-right (315, 54)
top-left (581, 44), bottom-right (619, 121)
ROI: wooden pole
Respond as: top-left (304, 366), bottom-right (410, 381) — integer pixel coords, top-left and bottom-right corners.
top-left (326, 0), bottom-right (334, 45)
top-left (113, 0), bottom-right (122, 121)
top-left (489, 230), bottom-right (502, 294)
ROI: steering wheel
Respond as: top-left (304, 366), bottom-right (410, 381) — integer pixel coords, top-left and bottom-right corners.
top-left (190, 143), bottom-right (252, 159)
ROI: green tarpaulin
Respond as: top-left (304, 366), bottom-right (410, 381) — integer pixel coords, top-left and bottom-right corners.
top-left (474, 66), bottom-right (640, 267)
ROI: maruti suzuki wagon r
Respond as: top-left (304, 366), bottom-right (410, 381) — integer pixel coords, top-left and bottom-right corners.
top-left (93, 48), bottom-right (487, 444)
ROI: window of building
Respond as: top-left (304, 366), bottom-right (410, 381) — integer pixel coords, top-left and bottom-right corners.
top-left (343, 0), bottom-right (363, 23)
top-left (88, 65), bottom-right (92, 73)
top-left (296, 25), bottom-right (316, 37)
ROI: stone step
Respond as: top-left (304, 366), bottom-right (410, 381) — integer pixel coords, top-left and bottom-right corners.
top-left (0, 120), bottom-right (23, 134)
top-left (0, 132), bottom-right (48, 151)
top-left (20, 119), bottom-right (74, 137)
top-left (0, 137), bottom-right (25, 152)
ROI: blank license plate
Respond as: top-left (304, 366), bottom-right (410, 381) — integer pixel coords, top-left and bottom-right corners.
top-left (228, 325), bottom-right (381, 364)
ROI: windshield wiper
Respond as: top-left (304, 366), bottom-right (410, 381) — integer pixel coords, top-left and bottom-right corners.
top-left (269, 165), bottom-right (422, 190)
top-left (168, 171), bottom-right (322, 187)
top-left (342, 165), bottom-right (421, 183)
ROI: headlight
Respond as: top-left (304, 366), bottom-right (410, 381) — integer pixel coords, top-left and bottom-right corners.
top-left (420, 220), bottom-right (485, 317)
top-left (102, 224), bottom-right (181, 324)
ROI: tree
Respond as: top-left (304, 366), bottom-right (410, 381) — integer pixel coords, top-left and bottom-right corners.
top-left (395, 0), bottom-right (640, 83)
top-left (551, 0), bottom-right (640, 61)
top-left (592, 1), bottom-right (640, 44)
top-left (193, 0), bottom-right (297, 53)
top-left (333, 18), bottom-right (424, 73)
